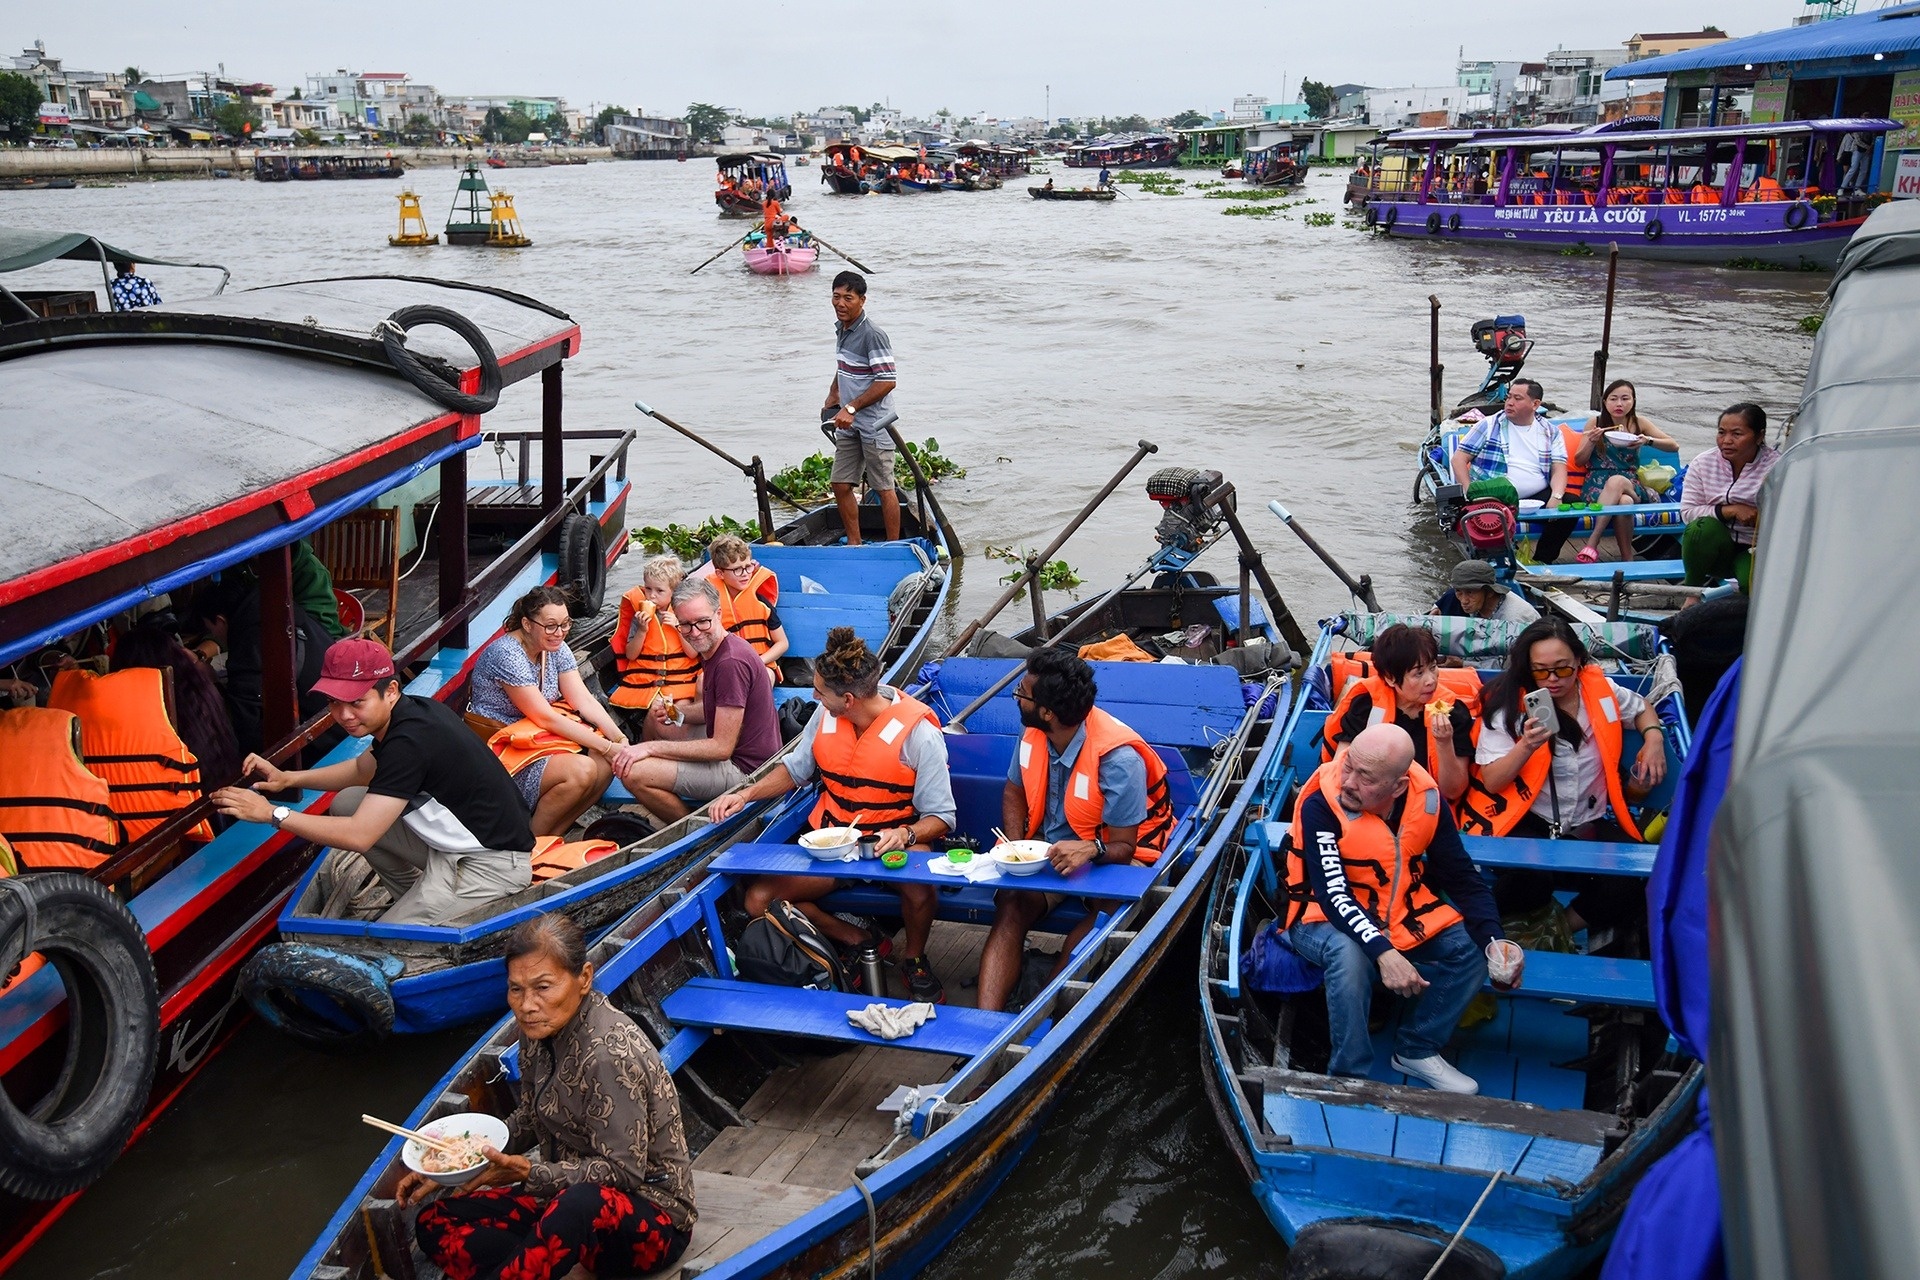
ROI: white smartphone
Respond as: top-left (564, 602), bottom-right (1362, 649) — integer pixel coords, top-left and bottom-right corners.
top-left (1523, 687), bottom-right (1560, 738)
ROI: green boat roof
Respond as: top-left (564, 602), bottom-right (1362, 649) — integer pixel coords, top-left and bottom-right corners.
top-left (0, 229), bottom-right (228, 280)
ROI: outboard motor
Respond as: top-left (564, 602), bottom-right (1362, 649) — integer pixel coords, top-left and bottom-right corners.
top-left (1145, 467), bottom-right (1227, 552)
top-left (1454, 314), bottom-right (1535, 418)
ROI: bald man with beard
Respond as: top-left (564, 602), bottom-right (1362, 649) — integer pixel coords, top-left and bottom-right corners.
top-left (1282, 724), bottom-right (1521, 1094)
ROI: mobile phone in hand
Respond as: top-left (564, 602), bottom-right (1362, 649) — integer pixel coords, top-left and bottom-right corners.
top-left (1523, 686), bottom-right (1560, 738)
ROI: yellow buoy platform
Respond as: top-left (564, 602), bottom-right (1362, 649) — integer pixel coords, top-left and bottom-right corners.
top-left (387, 190), bottom-right (439, 246)
top-left (486, 191), bottom-right (533, 248)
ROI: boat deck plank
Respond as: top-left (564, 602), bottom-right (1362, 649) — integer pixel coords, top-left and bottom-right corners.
top-left (658, 1172), bottom-right (835, 1280)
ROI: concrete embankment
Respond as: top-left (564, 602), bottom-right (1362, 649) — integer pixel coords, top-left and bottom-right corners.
top-left (0, 145), bottom-right (615, 180)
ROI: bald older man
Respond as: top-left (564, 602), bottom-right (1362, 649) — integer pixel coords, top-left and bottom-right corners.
top-left (1284, 723), bottom-right (1519, 1094)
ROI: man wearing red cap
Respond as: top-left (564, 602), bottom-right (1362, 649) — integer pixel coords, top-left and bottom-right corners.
top-left (212, 638), bottom-right (535, 925)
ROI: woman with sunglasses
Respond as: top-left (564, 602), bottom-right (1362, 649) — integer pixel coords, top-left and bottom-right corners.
top-left (1463, 618), bottom-right (1667, 938)
top-left (469, 586), bottom-right (626, 837)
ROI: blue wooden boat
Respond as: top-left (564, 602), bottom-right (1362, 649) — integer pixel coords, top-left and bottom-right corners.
top-left (0, 270), bottom-right (619, 1264)
top-left (291, 478), bottom-right (1298, 1279)
top-left (1198, 614), bottom-right (1704, 1278)
top-left (239, 502), bottom-right (954, 1046)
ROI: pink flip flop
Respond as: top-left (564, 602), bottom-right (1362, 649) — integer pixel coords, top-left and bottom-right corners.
top-left (1575, 547), bottom-right (1601, 564)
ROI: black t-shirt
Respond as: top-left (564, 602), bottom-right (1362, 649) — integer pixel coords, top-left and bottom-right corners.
top-left (1335, 697), bottom-right (1475, 772)
top-left (369, 695), bottom-right (535, 852)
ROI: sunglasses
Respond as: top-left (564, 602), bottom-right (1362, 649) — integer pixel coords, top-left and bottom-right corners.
top-left (1530, 662), bottom-right (1579, 680)
top-left (676, 615), bottom-right (719, 633)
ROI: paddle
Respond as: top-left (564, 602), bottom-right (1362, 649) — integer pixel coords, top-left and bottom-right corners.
top-left (690, 229), bottom-right (755, 275)
top-left (1267, 498), bottom-right (1382, 611)
top-left (806, 230), bottom-right (875, 273)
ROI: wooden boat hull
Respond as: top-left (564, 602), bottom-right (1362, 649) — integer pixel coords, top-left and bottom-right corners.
top-left (1028, 187), bottom-right (1116, 201)
top-left (1366, 197), bottom-right (1863, 268)
top-left (743, 245), bottom-right (819, 275)
top-left (820, 169), bottom-right (866, 194)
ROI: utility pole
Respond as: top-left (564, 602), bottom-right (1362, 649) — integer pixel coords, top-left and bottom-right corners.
top-left (1045, 84), bottom-right (1050, 127)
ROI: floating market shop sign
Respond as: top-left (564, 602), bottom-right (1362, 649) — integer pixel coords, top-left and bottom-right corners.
top-left (1892, 70), bottom-right (1920, 151)
top-left (1750, 79), bottom-right (1788, 126)
top-left (1895, 152), bottom-right (1920, 200)
top-left (38, 103), bottom-right (71, 124)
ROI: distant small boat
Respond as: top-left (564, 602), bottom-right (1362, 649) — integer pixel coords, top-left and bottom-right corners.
top-left (743, 243), bottom-right (819, 275)
top-left (1030, 185), bottom-right (1116, 201)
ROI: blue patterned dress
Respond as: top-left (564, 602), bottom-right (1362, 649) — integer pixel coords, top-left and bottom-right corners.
top-left (470, 636), bottom-right (578, 808)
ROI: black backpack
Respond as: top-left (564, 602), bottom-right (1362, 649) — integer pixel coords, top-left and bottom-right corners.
top-left (734, 901), bottom-right (847, 991)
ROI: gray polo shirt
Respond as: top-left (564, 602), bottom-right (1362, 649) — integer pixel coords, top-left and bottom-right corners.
top-left (834, 312), bottom-right (898, 442)
top-left (783, 686), bottom-right (956, 827)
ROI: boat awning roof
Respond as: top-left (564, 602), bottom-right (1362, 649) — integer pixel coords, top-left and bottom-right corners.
top-left (1607, 1), bottom-right (1920, 79)
top-left (0, 229), bottom-right (228, 277)
top-left (1716, 195), bottom-right (1920, 1278)
top-left (717, 152), bottom-right (784, 166)
top-left (0, 276), bottom-right (581, 664)
top-left (1447, 117), bottom-right (1900, 151)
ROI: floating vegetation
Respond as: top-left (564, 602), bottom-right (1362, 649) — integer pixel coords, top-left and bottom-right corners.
top-left (770, 438), bottom-right (965, 505)
top-left (1305, 212), bottom-right (1336, 227)
top-left (986, 546), bottom-right (1084, 593)
top-left (1222, 204), bottom-right (1282, 217)
top-left (1205, 188), bottom-right (1286, 200)
top-left (1559, 242), bottom-right (1596, 257)
top-left (1798, 314), bottom-right (1824, 334)
top-left (1726, 256), bottom-right (1788, 271)
top-left (635, 515), bottom-right (761, 560)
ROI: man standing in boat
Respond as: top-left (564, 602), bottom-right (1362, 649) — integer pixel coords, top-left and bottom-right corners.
top-left (821, 271), bottom-right (901, 545)
top-left (1096, 165), bottom-right (1112, 190)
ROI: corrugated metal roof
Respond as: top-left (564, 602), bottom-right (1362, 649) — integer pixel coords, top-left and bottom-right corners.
top-left (1607, 2), bottom-right (1920, 79)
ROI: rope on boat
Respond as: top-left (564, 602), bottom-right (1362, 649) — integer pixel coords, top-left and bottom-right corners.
top-left (1421, 1169), bottom-right (1503, 1280)
top-left (851, 1170), bottom-right (880, 1280)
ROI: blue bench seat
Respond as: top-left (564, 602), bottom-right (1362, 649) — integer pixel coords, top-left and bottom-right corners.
top-left (663, 976), bottom-right (1012, 1056)
top-left (928, 657), bottom-right (1247, 749)
top-left (1520, 558), bottom-right (1686, 583)
top-left (1506, 951), bottom-right (1653, 1008)
top-left (1463, 835), bottom-right (1656, 878)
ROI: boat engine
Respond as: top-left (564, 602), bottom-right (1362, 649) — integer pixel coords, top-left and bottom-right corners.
top-left (1145, 467), bottom-right (1227, 553)
top-left (1454, 314), bottom-right (1535, 417)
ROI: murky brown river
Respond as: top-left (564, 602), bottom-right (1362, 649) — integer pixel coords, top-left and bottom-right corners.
top-left (1, 158), bottom-right (1824, 1278)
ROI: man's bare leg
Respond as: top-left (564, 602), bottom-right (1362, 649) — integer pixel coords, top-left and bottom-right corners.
top-left (977, 890), bottom-right (1048, 1011)
top-left (832, 482), bottom-right (862, 546)
top-left (880, 488), bottom-right (901, 542)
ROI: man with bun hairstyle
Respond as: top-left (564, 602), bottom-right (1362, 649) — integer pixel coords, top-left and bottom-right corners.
top-left (710, 628), bottom-right (953, 1001)
top-left (977, 646), bottom-right (1173, 1011)
top-left (211, 638), bottom-right (533, 925)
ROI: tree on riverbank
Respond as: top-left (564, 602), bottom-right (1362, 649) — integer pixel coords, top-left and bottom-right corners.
top-left (212, 100), bottom-right (260, 139)
top-left (684, 103), bottom-right (729, 143)
top-left (0, 72), bottom-right (40, 142)
top-left (1168, 109), bottom-right (1208, 129)
top-left (1300, 78), bottom-right (1333, 119)
top-left (484, 107), bottom-right (536, 143)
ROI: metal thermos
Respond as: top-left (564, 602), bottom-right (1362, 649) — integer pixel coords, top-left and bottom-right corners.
top-left (858, 944), bottom-right (887, 997)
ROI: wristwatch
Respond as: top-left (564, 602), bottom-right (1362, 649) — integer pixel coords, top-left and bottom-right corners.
top-left (1093, 835), bottom-right (1109, 860)
top-left (270, 804), bottom-right (291, 829)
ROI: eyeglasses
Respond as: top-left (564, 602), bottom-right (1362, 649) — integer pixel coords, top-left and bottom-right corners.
top-left (676, 615), bottom-right (719, 634)
top-left (1012, 687), bottom-right (1035, 704)
top-left (718, 561), bottom-right (758, 577)
top-left (1530, 662), bottom-right (1579, 680)
top-left (535, 619), bottom-right (572, 636)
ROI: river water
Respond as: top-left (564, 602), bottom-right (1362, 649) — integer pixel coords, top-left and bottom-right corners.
top-left (3, 160), bottom-right (1824, 1278)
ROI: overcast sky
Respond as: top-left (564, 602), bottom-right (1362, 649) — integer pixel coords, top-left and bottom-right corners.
top-left (13, 1), bottom-right (1798, 118)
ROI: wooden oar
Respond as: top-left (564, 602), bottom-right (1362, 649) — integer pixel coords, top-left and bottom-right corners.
top-left (690, 229), bottom-right (755, 275)
top-left (1267, 498), bottom-right (1382, 612)
top-left (806, 230), bottom-right (875, 273)
top-left (362, 1113), bottom-right (463, 1157)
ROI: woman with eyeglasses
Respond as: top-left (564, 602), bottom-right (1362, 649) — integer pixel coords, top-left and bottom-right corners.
top-left (468, 586), bottom-right (626, 837)
top-left (1463, 618), bottom-right (1667, 938)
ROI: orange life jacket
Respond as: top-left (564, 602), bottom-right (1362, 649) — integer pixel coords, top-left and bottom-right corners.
top-left (528, 835), bottom-right (619, 883)
top-left (1321, 668), bottom-right (1483, 775)
top-left (609, 592), bottom-right (701, 709)
top-left (808, 691), bottom-right (940, 832)
top-left (1285, 757), bottom-right (1462, 952)
top-left (0, 835), bottom-right (46, 993)
top-left (1561, 423), bottom-right (1590, 495)
top-left (1018, 706), bottom-right (1174, 864)
top-left (718, 567), bottom-right (779, 656)
top-left (49, 667), bottom-right (213, 844)
top-left (1457, 664), bottom-right (1643, 841)
top-left (488, 703), bottom-right (588, 777)
top-left (0, 707), bottom-right (118, 868)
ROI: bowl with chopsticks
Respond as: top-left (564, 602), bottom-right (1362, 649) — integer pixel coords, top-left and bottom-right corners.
top-left (990, 840), bottom-right (1053, 876)
top-left (799, 827), bottom-right (864, 860)
top-left (398, 1112), bottom-right (510, 1187)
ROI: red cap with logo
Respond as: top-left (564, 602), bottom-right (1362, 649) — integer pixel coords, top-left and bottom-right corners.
top-left (311, 637), bottom-right (397, 701)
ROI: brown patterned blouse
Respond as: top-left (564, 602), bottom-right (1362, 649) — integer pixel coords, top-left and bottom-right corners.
top-left (506, 989), bottom-right (697, 1230)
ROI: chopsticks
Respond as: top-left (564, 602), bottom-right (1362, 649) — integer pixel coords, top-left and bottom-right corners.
top-left (362, 1113), bottom-right (463, 1157)
top-left (991, 827), bottom-right (1010, 847)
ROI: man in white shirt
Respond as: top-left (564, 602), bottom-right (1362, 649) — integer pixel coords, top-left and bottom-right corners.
top-left (1451, 380), bottom-right (1573, 561)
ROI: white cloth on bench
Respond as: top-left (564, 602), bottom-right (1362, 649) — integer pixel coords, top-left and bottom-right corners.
top-left (847, 1001), bottom-right (937, 1040)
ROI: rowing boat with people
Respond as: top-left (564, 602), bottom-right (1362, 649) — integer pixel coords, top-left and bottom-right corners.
top-left (1029, 186), bottom-right (1116, 202)
top-left (1199, 611), bottom-right (1701, 1278)
top-left (235, 495), bottom-right (952, 1049)
top-left (0, 258), bottom-right (626, 1268)
top-left (291, 464), bottom-right (1302, 1280)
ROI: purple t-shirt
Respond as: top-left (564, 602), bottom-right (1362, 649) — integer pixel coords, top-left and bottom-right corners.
top-left (701, 632), bottom-right (781, 771)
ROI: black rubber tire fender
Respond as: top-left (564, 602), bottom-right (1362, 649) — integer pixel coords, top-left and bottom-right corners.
top-left (1426, 211), bottom-right (1443, 235)
top-left (559, 513), bottom-right (608, 618)
top-left (1449, 212), bottom-right (1463, 232)
top-left (1383, 204), bottom-right (1399, 230)
top-left (376, 304), bottom-right (503, 416)
top-left (1785, 200), bottom-right (1812, 230)
top-left (1282, 1218), bottom-right (1506, 1280)
top-left (1645, 218), bottom-right (1665, 242)
top-left (0, 872), bottom-right (160, 1200)
top-left (237, 942), bottom-right (398, 1050)
top-left (1364, 205), bottom-right (1379, 227)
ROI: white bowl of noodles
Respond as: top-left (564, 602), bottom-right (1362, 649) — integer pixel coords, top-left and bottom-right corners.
top-left (799, 827), bottom-right (862, 860)
top-left (401, 1112), bottom-right (511, 1187)
top-left (991, 840), bottom-right (1053, 876)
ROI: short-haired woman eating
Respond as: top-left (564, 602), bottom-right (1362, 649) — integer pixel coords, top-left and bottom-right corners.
top-left (397, 913), bottom-right (696, 1278)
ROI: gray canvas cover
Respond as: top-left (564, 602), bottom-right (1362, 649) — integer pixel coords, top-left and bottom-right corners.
top-left (1713, 197), bottom-right (1920, 1280)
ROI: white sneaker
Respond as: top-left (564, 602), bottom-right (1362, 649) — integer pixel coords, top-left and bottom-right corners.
top-left (1392, 1053), bottom-right (1479, 1095)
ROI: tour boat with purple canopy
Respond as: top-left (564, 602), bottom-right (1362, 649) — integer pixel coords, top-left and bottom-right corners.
top-left (1358, 117), bottom-right (1899, 267)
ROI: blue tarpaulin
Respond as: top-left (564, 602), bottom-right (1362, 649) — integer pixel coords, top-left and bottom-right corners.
top-left (1601, 659), bottom-right (1740, 1280)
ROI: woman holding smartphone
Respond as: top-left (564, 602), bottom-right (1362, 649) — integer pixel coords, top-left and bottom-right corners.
top-left (1462, 618), bottom-right (1667, 937)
